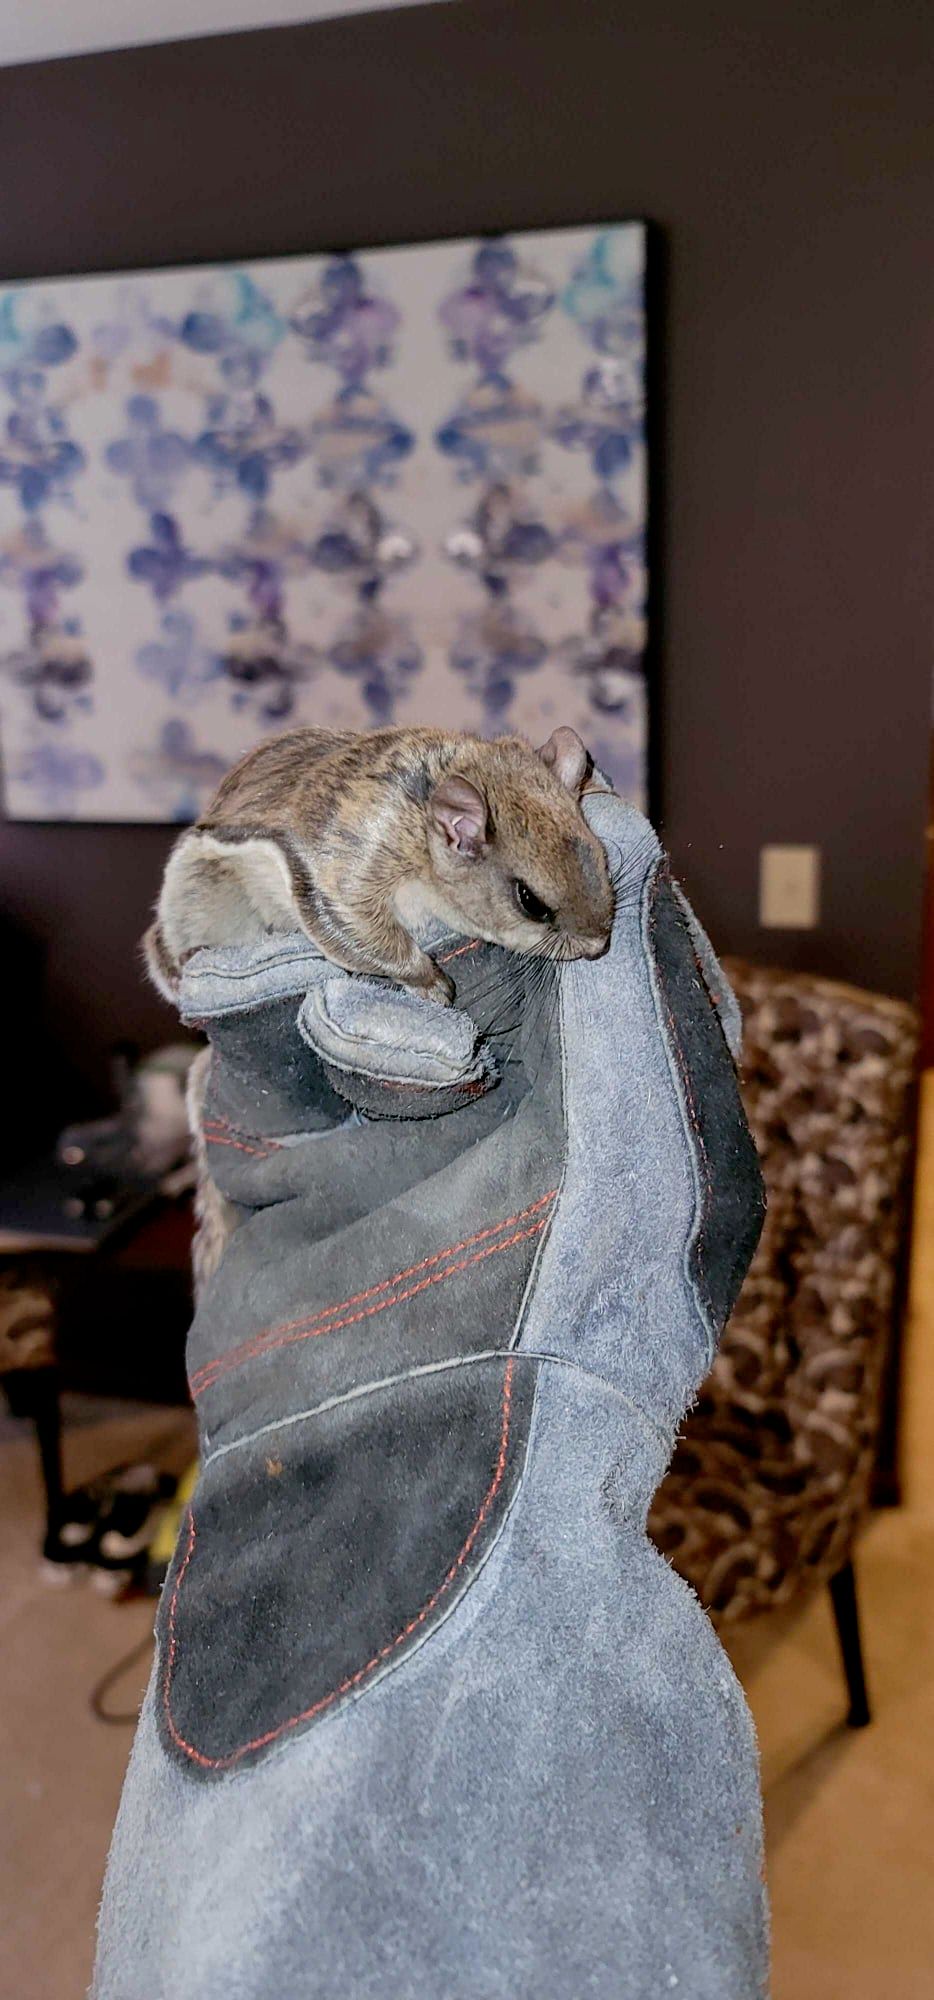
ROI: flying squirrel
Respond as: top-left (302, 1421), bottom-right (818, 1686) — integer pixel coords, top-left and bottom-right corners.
top-left (144, 722), bottom-right (614, 1006)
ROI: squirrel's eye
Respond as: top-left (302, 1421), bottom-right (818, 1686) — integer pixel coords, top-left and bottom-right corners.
top-left (514, 878), bottom-right (555, 924)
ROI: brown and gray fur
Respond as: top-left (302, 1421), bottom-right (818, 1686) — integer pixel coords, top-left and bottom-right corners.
top-left (184, 1045), bottom-right (240, 1302)
top-left (143, 723), bottom-right (613, 1290)
top-left (144, 724), bottom-right (613, 1005)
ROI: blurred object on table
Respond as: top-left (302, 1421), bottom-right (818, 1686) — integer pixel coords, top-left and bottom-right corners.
top-left (55, 1041), bottom-right (200, 1223)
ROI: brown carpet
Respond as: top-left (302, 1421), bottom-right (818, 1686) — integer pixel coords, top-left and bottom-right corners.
top-left (0, 1399), bottom-right (194, 2000)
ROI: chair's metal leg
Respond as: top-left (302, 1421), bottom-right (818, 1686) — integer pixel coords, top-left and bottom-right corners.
top-left (829, 1558), bottom-right (871, 1728)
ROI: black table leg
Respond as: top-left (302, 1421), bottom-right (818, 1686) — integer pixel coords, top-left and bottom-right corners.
top-left (3, 1365), bottom-right (65, 1545)
top-left (829, 1558), bottom-right (872, 1728)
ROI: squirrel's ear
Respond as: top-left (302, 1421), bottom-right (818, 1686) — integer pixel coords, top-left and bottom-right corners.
top-left (427, 775), bottom-right (489, 860)
top-left (142, 824), bottom-right (301, 995)
top-left (537, 726), bottom-right (593, 797)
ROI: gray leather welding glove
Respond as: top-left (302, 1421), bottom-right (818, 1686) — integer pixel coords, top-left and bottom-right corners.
top-left (93, 791), bottom-right (767, 2000)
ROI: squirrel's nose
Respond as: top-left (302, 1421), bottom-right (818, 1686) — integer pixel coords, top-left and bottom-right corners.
top-left (579, 934), bottom-right (610, 960)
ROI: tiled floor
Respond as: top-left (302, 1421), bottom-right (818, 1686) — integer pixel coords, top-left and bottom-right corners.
top-left (2, 1078), bottom-right (933, 1999)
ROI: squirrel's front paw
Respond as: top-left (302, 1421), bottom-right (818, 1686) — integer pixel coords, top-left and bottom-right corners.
top-left (408, 960), bottom-right (455, 1006)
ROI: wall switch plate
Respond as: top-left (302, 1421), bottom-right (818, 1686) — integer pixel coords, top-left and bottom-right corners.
top-left (759, 845), bottom-right (821, 928)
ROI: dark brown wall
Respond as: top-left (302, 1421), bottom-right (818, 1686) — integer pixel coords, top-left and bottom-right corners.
top-left (2, 0), bottom-right (932, 1107)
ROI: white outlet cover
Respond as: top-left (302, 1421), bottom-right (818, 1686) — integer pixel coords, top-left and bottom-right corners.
top-left (759, 845), bottom-right (821, 929)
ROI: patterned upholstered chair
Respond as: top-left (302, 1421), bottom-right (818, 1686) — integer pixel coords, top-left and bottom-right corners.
top-left (648, 960), bottom-right (919, 1725)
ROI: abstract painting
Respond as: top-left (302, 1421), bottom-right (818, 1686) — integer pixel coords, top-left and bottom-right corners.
top-left (0, 224), bottom-right (648, 820)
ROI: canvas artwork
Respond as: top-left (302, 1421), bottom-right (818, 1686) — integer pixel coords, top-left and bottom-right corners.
top-left (0, 223), bottom-right (648, 821)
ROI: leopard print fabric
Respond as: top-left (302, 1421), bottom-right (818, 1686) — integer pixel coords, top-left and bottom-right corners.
top-left (648, 959), bottom-right (919, 1621)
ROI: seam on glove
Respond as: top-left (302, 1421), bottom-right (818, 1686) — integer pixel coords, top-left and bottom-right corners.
top-left (190, 1193), bottom-right (558, 1398)
top-left (203, 1115), bottom-right (284, 1159)
top-left (200, 1349), bottom-right (668, 1473)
